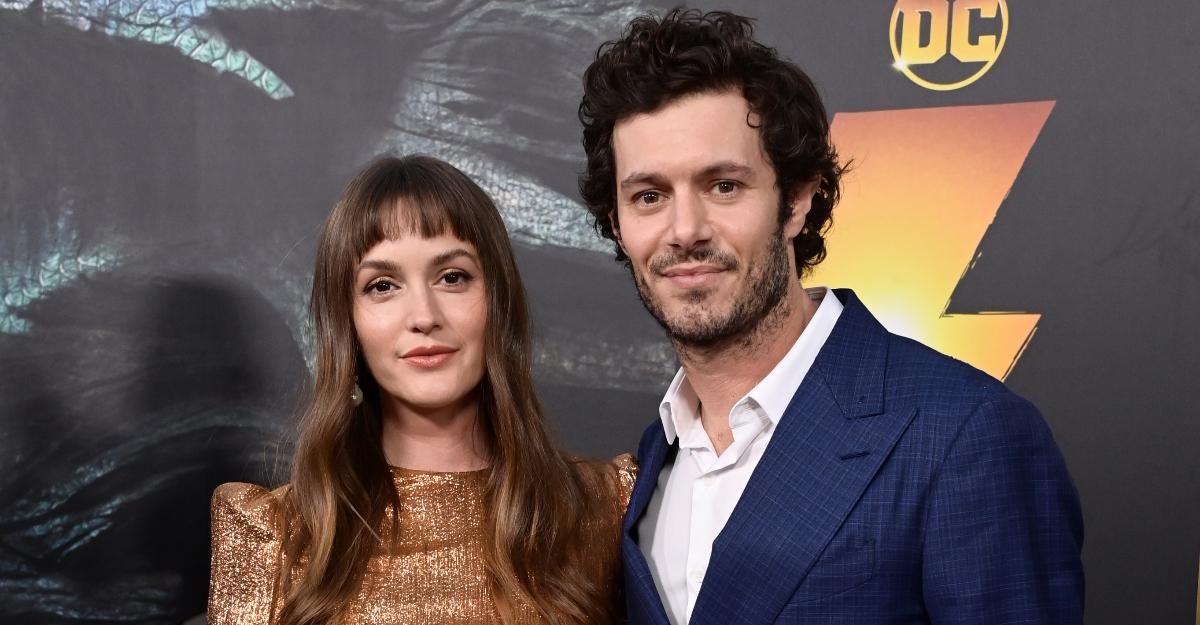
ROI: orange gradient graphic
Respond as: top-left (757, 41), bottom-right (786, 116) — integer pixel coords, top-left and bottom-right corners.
top-left (811, 101), bottom-right (1054, 380)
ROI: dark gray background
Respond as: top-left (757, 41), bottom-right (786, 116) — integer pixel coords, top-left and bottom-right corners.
top-left (1, 1), bottom-right (1196, 623)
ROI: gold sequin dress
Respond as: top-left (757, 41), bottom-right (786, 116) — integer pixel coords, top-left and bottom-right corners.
top-left (208, 455), bottom-right (636, 625)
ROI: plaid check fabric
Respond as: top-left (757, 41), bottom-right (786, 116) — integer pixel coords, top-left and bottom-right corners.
top-left (623, 289), bottom-right (1084, 625)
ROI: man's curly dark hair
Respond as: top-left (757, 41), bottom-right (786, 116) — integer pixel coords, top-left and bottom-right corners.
top-left (578, 8), bottom-right (845, 277)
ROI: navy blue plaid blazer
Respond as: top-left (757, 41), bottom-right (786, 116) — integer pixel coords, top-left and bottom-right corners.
top-left (623, 289), bottom-right (1084, 625)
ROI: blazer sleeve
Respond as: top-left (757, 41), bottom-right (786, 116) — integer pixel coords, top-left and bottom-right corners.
top-left (208, 482), bottom-right (285, 625)
top-left (921, 395), bottom-right (1085, 625)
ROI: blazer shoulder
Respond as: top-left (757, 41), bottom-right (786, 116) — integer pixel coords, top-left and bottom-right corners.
top-left (885, 332), bottom-right (1017, 409)
top-left (881, 334), bottom-right (1063, 469)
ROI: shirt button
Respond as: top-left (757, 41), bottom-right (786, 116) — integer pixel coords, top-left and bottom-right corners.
top-left (689, 569), bottom-right (705, 584)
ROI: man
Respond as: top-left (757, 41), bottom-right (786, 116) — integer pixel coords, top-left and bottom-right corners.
top-left (577, 9), bottom-right (1084, 625)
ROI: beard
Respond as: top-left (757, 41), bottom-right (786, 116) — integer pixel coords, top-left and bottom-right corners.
top-left (631, 227), bottom-right (792, 349)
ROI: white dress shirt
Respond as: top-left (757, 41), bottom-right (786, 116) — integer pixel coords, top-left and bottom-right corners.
top-left (637, 287), bottom-right (844, 624)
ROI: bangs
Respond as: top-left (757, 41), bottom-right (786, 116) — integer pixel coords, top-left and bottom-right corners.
top-left (372, 192), bottom-right (461, 242)
top-left (343, 156), bottom-right (495, 265)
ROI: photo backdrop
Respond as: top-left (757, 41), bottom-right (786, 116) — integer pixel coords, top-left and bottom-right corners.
top-left (1, 1), bottom-right (1197, 623)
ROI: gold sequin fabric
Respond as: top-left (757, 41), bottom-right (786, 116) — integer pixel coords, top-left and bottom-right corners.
top-left (208, 454), bottom-right (636, 625)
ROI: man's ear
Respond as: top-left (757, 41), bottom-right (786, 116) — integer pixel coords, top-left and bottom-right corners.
top-left (609, 208), bottom-right (627, 254)
top-left (783, 178), bottom-right (821, 239)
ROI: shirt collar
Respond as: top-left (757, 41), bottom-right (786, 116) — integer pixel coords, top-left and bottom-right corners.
top-left (657, 366), bottom-right (694, 445)
top-left (657, 287), bottom-right (845, 444)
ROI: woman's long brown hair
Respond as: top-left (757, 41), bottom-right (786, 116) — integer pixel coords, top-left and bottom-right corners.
top-left (277, 155), bottom-right (613, 625)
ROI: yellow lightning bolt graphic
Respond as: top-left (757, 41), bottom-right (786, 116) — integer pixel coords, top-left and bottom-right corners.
top-left (810, 101), bottom-right (1054, 380)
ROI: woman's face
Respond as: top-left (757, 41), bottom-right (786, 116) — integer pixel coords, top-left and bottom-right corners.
top-left (352, 231), bottom-right (488, 415)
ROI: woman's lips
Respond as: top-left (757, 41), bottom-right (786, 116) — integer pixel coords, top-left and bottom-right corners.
top-left (401, 345), bottom-right (457, 368)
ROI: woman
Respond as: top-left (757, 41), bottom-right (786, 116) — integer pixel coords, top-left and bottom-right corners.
top-left (208, 155), bottom-right (635, 625)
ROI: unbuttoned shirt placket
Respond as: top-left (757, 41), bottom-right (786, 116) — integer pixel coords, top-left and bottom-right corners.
top-left (640, 287), bottom-right (844, 625)
top-left (678, 397), bottom-right (772, 620)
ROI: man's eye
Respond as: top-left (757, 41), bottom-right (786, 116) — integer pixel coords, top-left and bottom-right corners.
top-left (636, 191), bottom-right (661, 205)
top-left (714, 181), bottom-right (738, 195)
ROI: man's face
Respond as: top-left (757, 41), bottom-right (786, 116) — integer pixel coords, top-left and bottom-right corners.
top-left (611, 90), bottom-right (809, 347)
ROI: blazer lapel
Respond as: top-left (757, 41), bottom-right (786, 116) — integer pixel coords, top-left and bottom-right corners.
top-left (690, 290), bottom-right (917, 625)
top-left (623, 427), bottom-right (674, 625)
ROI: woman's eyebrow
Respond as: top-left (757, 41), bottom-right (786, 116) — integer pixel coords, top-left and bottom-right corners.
top-left (430, 248), bottom-right (477, 267)
top-left (356, 249), bottom-right (477, 274)
top-left (357, 259), bottom-right (401, 274)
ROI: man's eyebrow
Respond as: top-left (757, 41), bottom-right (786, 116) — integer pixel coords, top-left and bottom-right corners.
top-left (695, 161), bottom-right (754, 180)
top-left (619, 171), bottom-right (669, 191)
top-left (618, 161), bottom-right (755, 191)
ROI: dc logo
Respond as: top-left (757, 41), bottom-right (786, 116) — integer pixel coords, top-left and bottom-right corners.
top-left (890, 0), bottom-right (1008, 91)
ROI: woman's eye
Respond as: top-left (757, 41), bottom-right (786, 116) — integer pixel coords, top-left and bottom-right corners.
top-left (440, 271), bottom-right (472, 286)
top-left (365, 280), bottom-right (395, 294)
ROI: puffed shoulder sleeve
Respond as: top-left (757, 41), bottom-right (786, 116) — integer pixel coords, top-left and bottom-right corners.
top-left (208, 482), bottom-right (286, 625)
top-left (610, 453), bottom-right (638, 512)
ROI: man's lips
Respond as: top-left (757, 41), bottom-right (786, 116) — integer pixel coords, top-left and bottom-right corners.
top-left (659, 264), bottom-right (727, 287)
top-left (401, 345), bottom-right (458, 368)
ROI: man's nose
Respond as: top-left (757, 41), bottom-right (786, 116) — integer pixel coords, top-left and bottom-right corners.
top-left (664, 191), bottom-right (714, 252)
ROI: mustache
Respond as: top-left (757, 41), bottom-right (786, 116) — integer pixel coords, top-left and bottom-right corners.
top-left (648, 246), bottom-right (739, 275)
